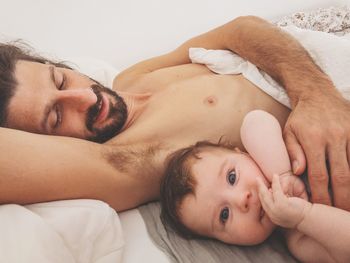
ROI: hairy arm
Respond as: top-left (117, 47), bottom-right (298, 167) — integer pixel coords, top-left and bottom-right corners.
top-left (115, 16), bottom-right (322, 91)
top-left (0, 127), bottom-right (152, 211)
top-left (232, 17), bottom-right (350, 212)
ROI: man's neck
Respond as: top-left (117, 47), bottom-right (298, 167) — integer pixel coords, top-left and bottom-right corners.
top-left (119, 91), bottom-right (152, 131)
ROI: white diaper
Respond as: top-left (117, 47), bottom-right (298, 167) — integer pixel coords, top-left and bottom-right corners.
top-left (189, 26), bottom-right (350, 108)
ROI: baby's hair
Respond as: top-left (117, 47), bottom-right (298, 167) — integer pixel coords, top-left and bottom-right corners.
top-left (160, 140), bottom-right (234, 239)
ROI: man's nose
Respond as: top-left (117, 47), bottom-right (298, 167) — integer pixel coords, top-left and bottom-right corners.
top-left (236, 191), bottom-right (251, 212)
top-left (56, 88), bottom-right (97, 112)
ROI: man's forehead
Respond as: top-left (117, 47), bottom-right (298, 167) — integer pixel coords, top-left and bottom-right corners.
top-left (15, 60), bottom-right (49, 80)
top-left (6, 60), bottom-right (49, 132)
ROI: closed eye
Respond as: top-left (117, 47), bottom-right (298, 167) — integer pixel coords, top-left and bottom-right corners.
top-left (53, 104), bottom-right (62, 129)
top-left (59, 73), bottom-right (66, 90)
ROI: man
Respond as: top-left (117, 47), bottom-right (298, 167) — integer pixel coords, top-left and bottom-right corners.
top-left (1, 16), bottom-right (349, 211)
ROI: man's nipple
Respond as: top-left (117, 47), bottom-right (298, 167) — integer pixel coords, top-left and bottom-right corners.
top-left (203, 95), bottom-right (217, 106)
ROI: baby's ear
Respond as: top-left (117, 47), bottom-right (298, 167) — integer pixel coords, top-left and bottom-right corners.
top-left (233, 147), bottom-right (242, 153)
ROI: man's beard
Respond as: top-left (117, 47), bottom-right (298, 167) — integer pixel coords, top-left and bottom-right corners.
top-left (86, 84), bottom-right (128, 143)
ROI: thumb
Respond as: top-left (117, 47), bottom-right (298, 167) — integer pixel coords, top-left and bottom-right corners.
top-left (283, 129), bottom-right (306, 175)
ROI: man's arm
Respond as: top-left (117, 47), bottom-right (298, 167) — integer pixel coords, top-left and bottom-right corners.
top-left (220, 16), bottom-right (350, 210)
top-left (0, 128), bottom-right (153, 211)
top-left (114, 16), bottom-right (298, 90)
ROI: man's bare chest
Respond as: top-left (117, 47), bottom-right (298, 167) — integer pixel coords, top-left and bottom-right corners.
top-left (115, 72), bottom-right (263, 149)
top-left (108, 64), bottom-right (290, 176)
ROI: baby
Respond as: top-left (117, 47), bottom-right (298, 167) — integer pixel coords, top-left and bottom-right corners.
top-left (160, 110), bottom-right (350, 263)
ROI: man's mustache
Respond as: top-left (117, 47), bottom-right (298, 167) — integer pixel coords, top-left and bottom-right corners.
top-left (86, 84), bottom-right (103, 131)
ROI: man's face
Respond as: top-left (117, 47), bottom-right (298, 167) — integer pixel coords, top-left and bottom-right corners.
top-left (6, 60), bottom-right (127, 142)
top-left (180, 147), bottom-right (276, 245)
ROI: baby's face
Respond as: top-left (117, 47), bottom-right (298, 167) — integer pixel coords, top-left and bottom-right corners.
top-left (180, 147), bottom-right (276, 245)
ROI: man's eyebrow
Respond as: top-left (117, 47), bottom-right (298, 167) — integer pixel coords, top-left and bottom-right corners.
top-left (40, 66), bottom-right (55, 132)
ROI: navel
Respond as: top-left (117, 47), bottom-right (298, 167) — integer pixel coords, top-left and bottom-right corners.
top-left (203, 95), bottom-right (217, 106)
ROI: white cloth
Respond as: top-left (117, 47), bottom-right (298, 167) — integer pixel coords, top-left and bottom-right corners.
top-left (0, 200), bottom-right (124, 263)
top-left (189, 26), bottom-right (350, 108)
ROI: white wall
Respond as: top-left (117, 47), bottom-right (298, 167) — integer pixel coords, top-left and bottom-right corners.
top-left (0, 0), bottom-right (348, 70)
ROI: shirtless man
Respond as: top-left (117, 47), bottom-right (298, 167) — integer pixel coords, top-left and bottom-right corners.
top-left (1, 16), bottom-right (349, 211)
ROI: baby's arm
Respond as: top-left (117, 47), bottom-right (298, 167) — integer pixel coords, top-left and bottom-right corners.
top-left (258, 174), bottom-right (350, 263)
top-left (240, 110), bottom-right (291, 181)
top-left (291, 203), bottom-right (350, 263)
top-left (241, 110), bottom-right (306, 198)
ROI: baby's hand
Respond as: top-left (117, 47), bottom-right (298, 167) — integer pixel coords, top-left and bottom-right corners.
top-left (279, 173), bottom-right (308, 201)
top-left (257, 174), bottom-right (312, 229)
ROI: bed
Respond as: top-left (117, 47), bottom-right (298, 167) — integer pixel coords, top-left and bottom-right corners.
top-left (0, 0), bottom-right (348, 262)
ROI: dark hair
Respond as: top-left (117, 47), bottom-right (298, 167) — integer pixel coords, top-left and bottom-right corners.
top-left (0, 41), bottom-right (72, 126)
top-left (160, 140), bottom-right (233, 239)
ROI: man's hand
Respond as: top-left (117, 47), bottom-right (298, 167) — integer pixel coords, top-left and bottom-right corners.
top-left (257, 174), bottom-right (312, 229)
top-left (284, 88), bottom-right (350, 211)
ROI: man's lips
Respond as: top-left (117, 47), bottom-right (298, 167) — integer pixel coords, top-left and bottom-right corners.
top-left (95, 93), bottom-right (109, 124)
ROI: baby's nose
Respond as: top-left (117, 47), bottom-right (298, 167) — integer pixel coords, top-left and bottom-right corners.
top-left (238, 191), bottom-right (252, 212)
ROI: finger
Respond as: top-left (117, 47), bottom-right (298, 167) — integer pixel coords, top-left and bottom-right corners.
top-left (257, 178), bottom-right (273, 207)
top-left (257, 178), bottom-right (271, 199)
top-left (279, 176), bottom-right (293, 196)
top-left (271, 174), bottom-right (285, 199)
top-left (257, 178), bottom-right (274, 214)
top-left (300, 190), bottom-right (308, 201)
top-left (292, 177), bottom-right (306, 198)
top-left (328, 142), bottom-right (350, 211)
top-left (283, 128), bottom-right (306, 175)
top-left (305, 146), bottom-right (332, 206)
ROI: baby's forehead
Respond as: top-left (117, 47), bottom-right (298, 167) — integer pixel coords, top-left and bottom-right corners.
top-left (195, 145), bottom-right (233, 156)
top-left (187, 146), bottom-right (234, 180)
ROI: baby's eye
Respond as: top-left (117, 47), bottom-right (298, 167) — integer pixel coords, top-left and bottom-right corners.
top-left (220, 207), bottom-right (229, 223)
top-left (227, 170), bottom-right (236, 185)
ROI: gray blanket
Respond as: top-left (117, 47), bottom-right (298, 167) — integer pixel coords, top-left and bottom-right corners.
top-left (139, 202), bottom-right (297, 263)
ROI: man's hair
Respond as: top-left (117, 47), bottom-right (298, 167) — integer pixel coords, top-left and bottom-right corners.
top-left (160, 140), bottom-right (233, 239)
top-left (0, 42), bottom-right (72, 126)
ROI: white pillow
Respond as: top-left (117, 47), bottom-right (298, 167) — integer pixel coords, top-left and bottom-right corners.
top-left (0, 200), bottom-right (124, 263)
top-left (63, 56), bottom-right (120, 88)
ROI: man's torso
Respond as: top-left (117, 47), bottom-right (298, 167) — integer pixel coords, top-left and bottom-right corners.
top-left (107, 63), bottom-right (290, 201)
top-left (113, 64), bottom-right (289, 151)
